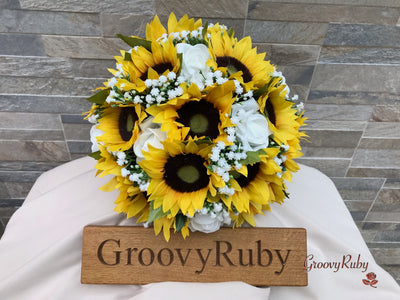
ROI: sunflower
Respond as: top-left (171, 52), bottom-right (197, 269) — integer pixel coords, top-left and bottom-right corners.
top-left (129, 38), bottom-right (180, 85)
top-left (224, 148), bottom-right (281, 223)
top-left (146, 81), bottom-right (236, 142)
top-left (208, 31), bottom-right (275, 91)
top-left (139, 139), bottom-right (215, 219)
top-left (258, 83), bottom-right (307, 181)
top-left (145, 13), bottom-right (202, 42)
top-left (96, 104), bottom-right (147, 152)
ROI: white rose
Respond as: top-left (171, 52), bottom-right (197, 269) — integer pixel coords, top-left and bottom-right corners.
top-left (133, 117), bottom-right (167, 160)
top-left (90, 124), bottom-right (104, 152)
top-left (231, 99), bottom-right (271, 151)
top-left (176, 43), bottom-right (210, 89)
top-left (188, 212), bottom-right (222, 233)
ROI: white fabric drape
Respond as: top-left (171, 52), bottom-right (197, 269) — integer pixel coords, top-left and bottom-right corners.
top-left (0, 157), bottom-right (399, 299)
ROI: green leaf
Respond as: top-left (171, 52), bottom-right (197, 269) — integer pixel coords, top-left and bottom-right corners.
top-left (175, 213), bottom-right (187, 233)
top-left (177, 52), bottom-right (183, 76)
top-left (202, 22), bottom-right (209, 39)
top-left (227, 27), bottom-right (235, 38)
top-left (148, 201), bottom-right (168, 223)
top-left (253, 82), bottom-right (271, 99)
top-left (88, 151), bottom-right (102, 160)
top-left (116, 34), bottom-right (152, 52)
top-left (239, 149), bottom-right (267, 165)
top-left (124, 52), bottom-right (132, 61)
top-left (87, 88), bottom-right (110, 105)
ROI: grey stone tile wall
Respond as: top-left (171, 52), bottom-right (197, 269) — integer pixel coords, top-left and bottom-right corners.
top-left (0, 0), bottom-right (399, 284)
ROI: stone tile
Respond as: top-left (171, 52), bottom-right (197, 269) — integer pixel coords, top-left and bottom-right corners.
top-left (332, 177), bottom-right (385, 201)
top-left (0, 77), bottom-right (103, 96)
top-left (384, 179), bottom-right (400, 189)
top-left (101, 14), bottom-right (153, 38)
top-left (255, 44), bottom-right (320, 66)
top-left (245, 20), bottom-right (328, 45)
top-left (347, 168), bottom-right (400, 179)
top-left (376, 189), bottom-right (400, 206)
top-left (61, 114), bottom-right (90, 124)
top-left (4, 182), bottom-right (33, 199)
top-left (42, 36), bottom-right (126, 59)
top-left (344, 200), bottom-right (372, 213)
top-left (0, 199), bottom-right (24, 207)
top-left (305, 104), bottom-right (373, 121)
top-left (359, 229), bottom-right (377, 243)
top-left (0, 223), bottom-right (4, 238)
top-left (67, 141), bottom-right (91, 154)
top-left (0, 56), bottom-right (113, 78)
top-left (0, 112), bottom-right (62, 130)
top-left (311, 64), bottom-right (400, 94)
top-left (307, 90), bottom-right (400, 105)
top-left (370, 248), bottom-right (400, 265)
top-left (0, 161), bottom-right (61, 172)
top-left (248, 2), bottom-right (400, 25)
top-left (63, 123), bottom-right (91, 140)
top-left (349, 211), bottom-right (367, 221)
top-left (274, 65), bottom-right (314, 86)
top-left (363, 222), bottom-right (400, 231)
top-left (247, 0), bottom-right (400, 8)
top-left (375, 231), bottom-right (400, 242)
top-left (285, 85), bottom-right (309, 102)
top-left (0, 9), bottom-right (102, 36)
top-left (155, 0), bottom-right (247, 18)
top-left (20, 0), bottom-right (155, 14)
top-left (0, 170), bottom-right (42, 182)
top-left (364, 122), bottom-right (400, 138)
top-left (0, 95), bottom-right (92, 114)
top-left (0, 141), bottom-right (70, 162)
top-left (0, 129), bottom-right (64, 141)
top-left (372, 105), bottom-right (400, 122)
top-left (352, 149), bottom-right (400, 169)
top-left (358, 138), bottom-right (400, 150)
top-left (306, 129), bottom-right (362, 148)
top-left (305, 120), bottom-right (366, 131)
top-left (325, 23), bottom-right (400, 47)
top-left (0, 182), bottom-right (10, 199)
top-left (0, 0), bottom-right (21, 9)
top-left (319, 47), bottom-right (400, 65)
top-left (296, 158), bottom-right (350, 177)
top-left (379, 265), bottom-right (400, 283)
top-left (0, 33), bottom-right (45, 56)
top-left (302, 147), bottom-right (355, 158)
top-left (366, 211), bottom-right (400, 222)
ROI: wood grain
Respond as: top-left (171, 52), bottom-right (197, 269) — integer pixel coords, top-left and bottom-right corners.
top-left (81, 226), bottom-right (307, 286)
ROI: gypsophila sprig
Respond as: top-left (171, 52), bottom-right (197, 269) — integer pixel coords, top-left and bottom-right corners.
top-left (84, 13), bottom-right (307, 241)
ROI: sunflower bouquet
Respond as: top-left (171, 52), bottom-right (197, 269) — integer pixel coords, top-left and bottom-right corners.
top-left (85, 13), bottom-right (306, 241)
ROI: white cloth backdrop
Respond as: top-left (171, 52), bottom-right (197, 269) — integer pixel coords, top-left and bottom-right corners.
top-left (0, 157), bottom-right (399, 299)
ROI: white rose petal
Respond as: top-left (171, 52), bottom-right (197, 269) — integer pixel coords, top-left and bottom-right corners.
top-left (133, 118), bottom-right (167, 160)
top-left (89, 124), bottom-right (104, 152)
top-left (231, 99), bottom-right (271, 151)
top-left (176, 43), bottom-right (211, 90)
top-left (188, 213), bottom-right (222, 233)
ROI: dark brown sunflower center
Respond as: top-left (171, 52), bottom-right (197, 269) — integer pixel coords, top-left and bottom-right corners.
top-left (118, 107), bottom-right (138, 141)
top-left (216, 56), bottom-right (252, 83)
top-left (176, 100), bottom-right (220, 139)
top-left (264, 98), bottom-right (276, 126)
top-left (234, 163), bottom-right (260, 188)
top-left (164, 154), bottom-right (209, 192)
top-left (140, 62), bottom-right (173, 81)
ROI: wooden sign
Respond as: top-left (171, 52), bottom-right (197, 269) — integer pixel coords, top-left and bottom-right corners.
top-left (81, 226), bottom-right (307, 286)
